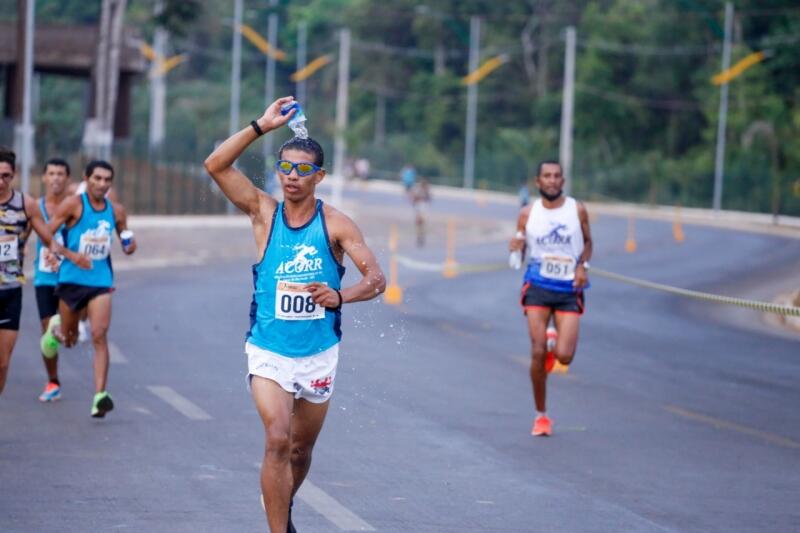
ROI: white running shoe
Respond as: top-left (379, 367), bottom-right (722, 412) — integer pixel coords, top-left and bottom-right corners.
top-left (78, 319), bottom-right (90, 343)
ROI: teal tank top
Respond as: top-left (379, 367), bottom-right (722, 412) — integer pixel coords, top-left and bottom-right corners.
top-left (33, 198), bottom-right (64, 287)
top-left (58, 193), bottom-right (115, 288)
top-left (247, 200), bottom-right (345, 357)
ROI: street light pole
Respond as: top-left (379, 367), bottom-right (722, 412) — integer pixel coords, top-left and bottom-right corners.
top-left (463, 16), bottom-right (480, 190)
top-left (19, 0), bottom-right (35, 194)
top-left (227, 0), bottom-right (243, 214)
top-left (296, 21), bottom-right (307, 105)
top-left (263, 0), bottom-right (278, 191)
top-left (332, 27), bottom-right (350, 208)
top-left (712, 2), bottom-right (733, 211)
top-left (559, 26), bottom-right (576, 196)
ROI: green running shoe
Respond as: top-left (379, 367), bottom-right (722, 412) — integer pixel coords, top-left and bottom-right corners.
top-left (40, 315), bottom-right (62, 359)
top-left (91, 391), bottom-right (114, 418)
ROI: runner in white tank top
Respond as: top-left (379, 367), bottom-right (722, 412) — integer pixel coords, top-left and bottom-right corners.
top-left (508, 160), bottom-right (593, 437)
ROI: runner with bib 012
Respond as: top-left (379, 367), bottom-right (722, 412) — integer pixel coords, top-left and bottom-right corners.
top-left (509, 160), bottom-right (593, 437)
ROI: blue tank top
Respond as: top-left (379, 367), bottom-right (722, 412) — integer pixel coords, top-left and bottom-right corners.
top-left (33, 198), bottom-right (65, 287)
top-left (247, 200), bottom-right (345, 357)
top-left (59, 193), bottom-right (115, 288)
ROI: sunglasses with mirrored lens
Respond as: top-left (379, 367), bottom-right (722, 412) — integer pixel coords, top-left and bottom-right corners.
top-left (275, 160), bottom-right (321, 177)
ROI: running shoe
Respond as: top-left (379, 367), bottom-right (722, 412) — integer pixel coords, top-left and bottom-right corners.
top-left (38, 381), bottom-right (61, 402)
top-left (545, 327), bottom-right (557, 373)
top-left (78, 319), bottom-right (90, 343)
top-left (40, 315), bottom-right (62, 359)
top-left (91, 391), bottom-right (114, 418)
top-left (531, 415), bottom-right (553, 437)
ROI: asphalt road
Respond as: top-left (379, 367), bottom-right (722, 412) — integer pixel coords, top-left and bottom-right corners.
top-left (1, 188), bottom-right (799, 532)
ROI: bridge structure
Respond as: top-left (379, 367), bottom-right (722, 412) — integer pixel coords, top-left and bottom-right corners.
top-left (0, 20), bottom-right (146, 143)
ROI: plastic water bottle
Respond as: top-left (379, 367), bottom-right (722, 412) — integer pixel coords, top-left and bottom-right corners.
top-left (280, 102), bottom-right (308, 139)
top-left (509, 231), bottom-right (524, 270)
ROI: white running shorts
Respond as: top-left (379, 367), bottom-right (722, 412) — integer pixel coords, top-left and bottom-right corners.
top-left (245, 342), bottom-right (339, 403)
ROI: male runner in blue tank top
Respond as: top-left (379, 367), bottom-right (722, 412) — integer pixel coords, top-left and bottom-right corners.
top-left (0, 149), bottom-right (76, 396)
top-left (41, 160), bottom-right (137, 418)
top-left (205, 96), bottom-right (386, 533)
top-left (509, 160), bottom-right (593, 437)
top-left (33, 158), bottom-right (71, 402)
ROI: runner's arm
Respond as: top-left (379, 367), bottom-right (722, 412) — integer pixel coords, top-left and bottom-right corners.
top-left (509, 205), bottom-right (530, 252)
top-left (112, 201), bottom-right (136, 255)
top-left (574, 201), bottom-right (593, 289)
top-left (47, 196), bottom-right (92, 269)
top-left (306, 215), bottom-right (386, 307)
top-left (337, 217), bottom-right (386, 304)
top-left (24, 194), bottom-right (55, 248)
top-left (204, 96), bottom-right (295, 216)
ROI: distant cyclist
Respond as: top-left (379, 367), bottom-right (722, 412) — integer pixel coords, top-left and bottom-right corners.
top-left (509, 160), bottom-right (592, 437)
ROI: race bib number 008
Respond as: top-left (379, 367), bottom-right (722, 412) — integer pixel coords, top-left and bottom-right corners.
top-left (539, 255), bottom-right (576, 281)
top-left (0, 235), bottom-right (19, 262)
top-left (275, 281), bottom-right (325, 321)
top-left (79, 234), bottom-right (111, 260)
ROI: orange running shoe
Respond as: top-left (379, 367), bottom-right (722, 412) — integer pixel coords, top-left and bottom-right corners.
top-left (531, 415), bottom-right (553, 436)
top-left (545, 327), bottom-right (558, 373)
top-left (38, 381), bottom-right (61, 402)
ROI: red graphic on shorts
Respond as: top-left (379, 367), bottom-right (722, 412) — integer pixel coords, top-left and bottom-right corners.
top-left (310, 376), bottom-right (333, 395)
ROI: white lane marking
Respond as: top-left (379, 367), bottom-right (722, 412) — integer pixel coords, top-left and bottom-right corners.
top-left (108, 342), bottom-right (129, 364)
top-left (665, 404), bottom-right (800, 450)
top-left (147, 385), bottom-right (213, 420)
top-left (297, 480), bottom-right (376, 531)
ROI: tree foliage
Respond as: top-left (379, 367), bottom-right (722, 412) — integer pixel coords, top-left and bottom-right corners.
top-left (3, 0), bottom-right (799, 214)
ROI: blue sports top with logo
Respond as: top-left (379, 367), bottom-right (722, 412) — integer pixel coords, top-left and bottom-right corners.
top-left (247, 200), bottom-right (346, 358)
top-left (59, 193), bottom-right (115, 288)
top-left (34, 198), bottom-right (65, 287)
top-left (523, 196), bottom-right (589, 293)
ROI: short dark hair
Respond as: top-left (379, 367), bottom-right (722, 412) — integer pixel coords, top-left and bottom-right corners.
top-left (44, 158), bottom-right (70, 175)
top-left (536, 159), bottom-right (562, 176)
top-left (84, 160), bottom-right (114, 179)
top-left (0, 148), bottom-right (16, 171)
top-left (278, 137), bottom-right (324, 167)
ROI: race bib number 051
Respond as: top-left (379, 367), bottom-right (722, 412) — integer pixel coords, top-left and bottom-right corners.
top-left (540, 255), bottom-right (576, 281)
top-left (275, 281), bottom-right (325, 321)
top-left (79, 234), bottom-right (111, 260)
top-left (0, 235), bottom-right (19, 262)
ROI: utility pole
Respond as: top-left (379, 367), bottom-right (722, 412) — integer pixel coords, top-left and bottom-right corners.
top-left (262, 0), bottom-right (278, 191)
top-left (227, 0), bottom-right (243, 214)
top-left (463, 16), bottom-right (480, 190)
top-left (559, 26), bottom-right (576, 196)
top-left (332, 27), bottom-right (350, 208)
top-left (16, 0), bottom-right (35, 194)
top-left (295, 21), bottom-right (307, 105)
top-left (149, 1), bottom-right (167, 154)
top-left (712, 2), bottom-right (733, 211)
top-left (83, 0), bottom-right (127, 160)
